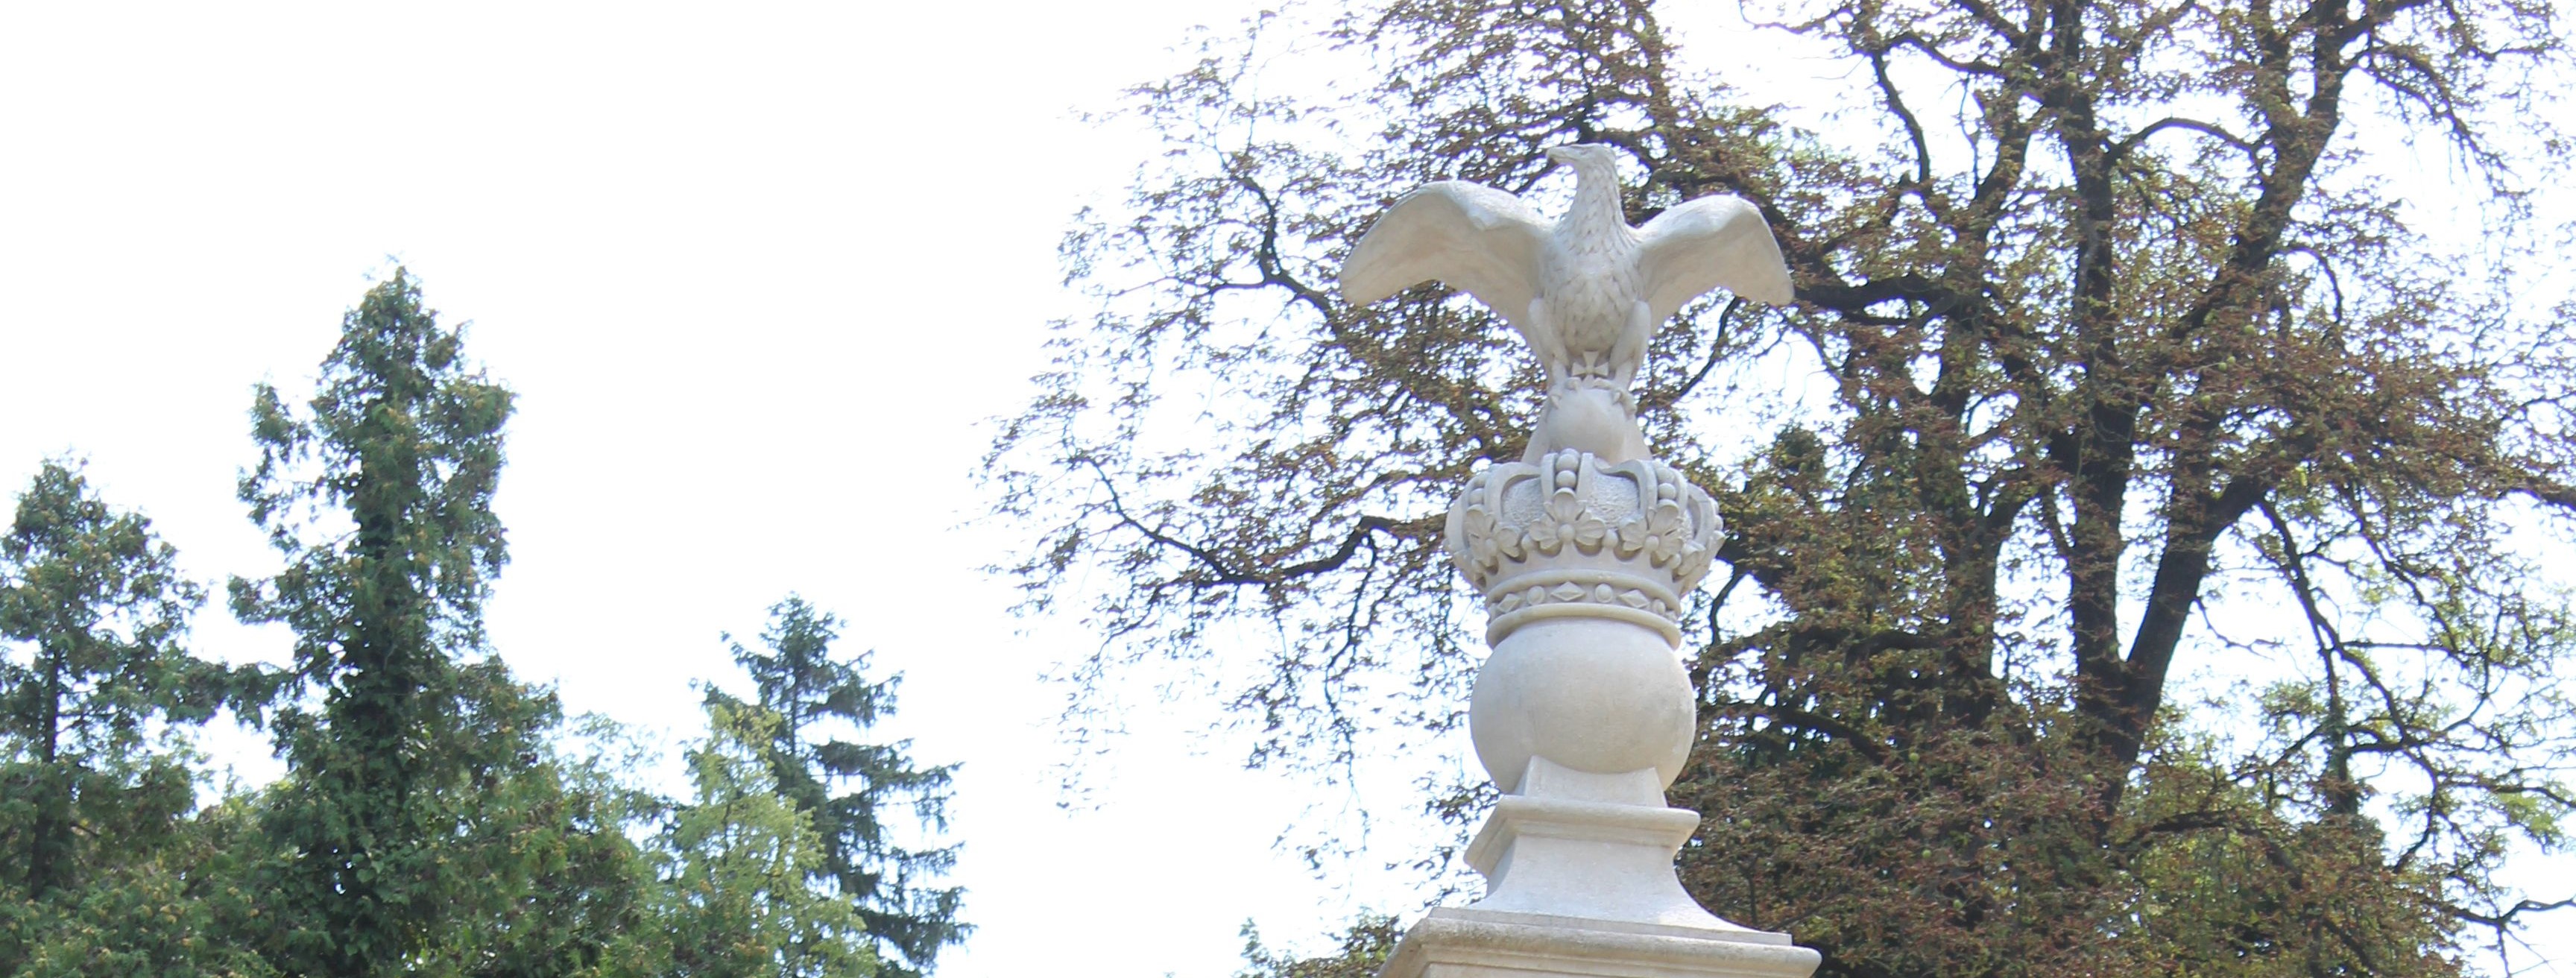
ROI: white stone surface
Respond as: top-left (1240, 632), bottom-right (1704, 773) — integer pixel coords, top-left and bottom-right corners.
top-left (1448, 450), bottom-right (1722, 648)
top-left (1382, 912), bottom-right (1819, 978)
top-left (1465, 795), bottom-right (1764, 936)
top-left (1515, 757), bottom-right (1665, 807)
top-left (1471, 622), bottom-right (1695, 795)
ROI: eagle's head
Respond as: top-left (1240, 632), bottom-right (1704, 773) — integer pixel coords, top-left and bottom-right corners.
top-left (1545, 143), bottom-right (1629, 229)
top-left (1545, 143), bottom-right (1621, 179)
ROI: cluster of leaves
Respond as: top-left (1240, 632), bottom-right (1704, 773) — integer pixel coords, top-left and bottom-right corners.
top-left (0, 273), bottom-right (966, 977)
top-left (994, 0), bottom-right (2575, 974)
top-left (1233, 914), bottom-right (1400, 978)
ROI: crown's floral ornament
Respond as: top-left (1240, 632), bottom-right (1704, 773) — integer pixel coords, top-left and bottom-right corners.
top-left (1342, 142), bottom-right (1767, 649)
top-left (1446, 448), bottom-right (1720, 646)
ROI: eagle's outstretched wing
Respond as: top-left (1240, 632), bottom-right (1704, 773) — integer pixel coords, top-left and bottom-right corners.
top-left (1339, 181), bottom-right (1551, 335)
top-left (1635, 195), bottom-right (1794, 325)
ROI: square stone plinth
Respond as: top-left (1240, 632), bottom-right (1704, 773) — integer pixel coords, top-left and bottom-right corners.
top-left (1380, 908), bottom-right (1821, 978)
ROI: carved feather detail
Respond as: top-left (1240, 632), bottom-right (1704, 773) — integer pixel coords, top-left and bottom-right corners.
top-left (1339, 144), bottom-right (1793, 462)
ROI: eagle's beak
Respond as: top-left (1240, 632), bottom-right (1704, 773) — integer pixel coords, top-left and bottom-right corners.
top-left (1545, 146), bottom-right (1576, 165)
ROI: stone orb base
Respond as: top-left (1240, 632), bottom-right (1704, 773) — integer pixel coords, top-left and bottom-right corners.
top-left (1470, 616), bottom-right (1695, 794)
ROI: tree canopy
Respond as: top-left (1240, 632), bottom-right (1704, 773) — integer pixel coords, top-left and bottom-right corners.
top-left (231, 268), bottom-right (581, 976)
top-left (992, 0), bottom-right (2576, 973)
top-left (614, 700), bottom-right (881, 978)
top-left (1, 461), bottom-right (221, 899)
top-left (0, 271), bottom-right (941, 978)
top-left (707, 596), bottom-right (967, 978)
top-left (0, 461), bottom-right (274, 976)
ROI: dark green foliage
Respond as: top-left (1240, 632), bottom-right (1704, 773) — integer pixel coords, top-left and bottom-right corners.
top-left (0, 795), bottom-right (280, 978)
top-left (0, 462), bottom-right (277, 975)
top-left (710, 597), bottom-right (966, 978)
top-left (400, 666), bottom-right (648, 977)
top-left (231, 269), bottom-right (632, 977)
top-left (1, 461), bottom-right (224, 898)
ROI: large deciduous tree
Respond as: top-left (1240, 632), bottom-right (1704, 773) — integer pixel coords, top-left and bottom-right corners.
top-left (708, 597), bottom-right (966, 978)
top-left (992, 0), bottom-right (2575, 973)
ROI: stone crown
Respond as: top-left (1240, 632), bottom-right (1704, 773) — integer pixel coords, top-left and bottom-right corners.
top-left (1446, 449), bottom-right (1722, 646)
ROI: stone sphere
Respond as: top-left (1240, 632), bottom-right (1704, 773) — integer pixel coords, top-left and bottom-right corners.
top-left (1469, 616), bottom-right (1696, 792)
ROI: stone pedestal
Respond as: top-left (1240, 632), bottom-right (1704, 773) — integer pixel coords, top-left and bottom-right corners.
top-left (1376, 791), bottom-right (1817, 978)
top-left (1465, 795), bottom-right (1731, 931)
top-left (1382, 910), bottom-right (1818, 978)
top-left (1374, 449), bottom-right (1819, 978)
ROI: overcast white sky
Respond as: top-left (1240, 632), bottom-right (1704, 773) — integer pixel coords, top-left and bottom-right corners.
top-left (0, 4), bottom-right (2567, 978)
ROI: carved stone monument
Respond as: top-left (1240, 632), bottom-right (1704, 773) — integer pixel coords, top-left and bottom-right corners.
top-left (1340, 145), bottom-right (1821, 978)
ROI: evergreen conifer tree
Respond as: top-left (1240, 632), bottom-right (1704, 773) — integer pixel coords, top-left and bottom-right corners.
top-left (0, 461), bottom-right (220, 900)
top-left (231, 269), bottom-right (633, 977)
top-left (608, 699), bottom-right (882, 978)
top-left (0, 461), bottom-right (276, 977)
top-left (709, 597), bottom-right (966, 978)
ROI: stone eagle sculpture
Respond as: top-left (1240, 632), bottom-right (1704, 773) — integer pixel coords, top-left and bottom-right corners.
top-left (1339, 143), bottom-right (1793, 464)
